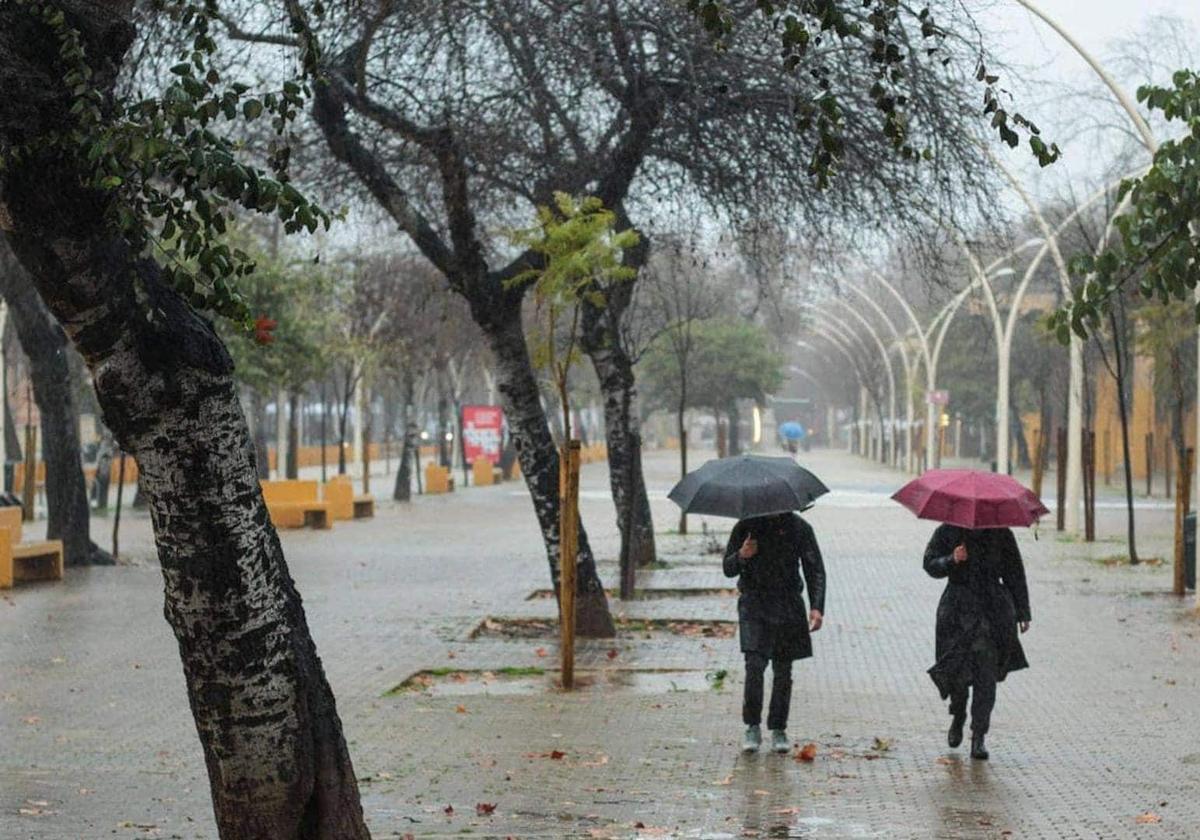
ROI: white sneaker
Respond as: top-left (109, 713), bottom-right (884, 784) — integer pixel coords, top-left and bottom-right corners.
top-left (769, 730), bottom-right (790, 753)
top-left (742, 725), bottom-right (762, 753)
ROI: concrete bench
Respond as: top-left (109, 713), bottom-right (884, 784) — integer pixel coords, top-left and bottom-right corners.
top-left (0, 506), bottom-right (63, 589)
top-left (260, 480), bottom-right (333, 530)
top-left (471, 458), bottom-right (498, 487)
top-left (424, 464), bottom-right (454, 494)
top-left (324, 476), bottom-right (375, 520)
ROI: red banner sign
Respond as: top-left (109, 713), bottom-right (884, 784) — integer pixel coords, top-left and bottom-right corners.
top-left (462, 405), bottom-right (504, 464)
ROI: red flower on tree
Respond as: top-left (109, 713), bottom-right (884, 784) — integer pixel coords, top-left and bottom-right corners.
top-left (253, 315), bottom-right (277, 345)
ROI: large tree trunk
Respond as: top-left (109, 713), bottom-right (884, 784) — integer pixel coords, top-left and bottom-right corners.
top-left (0, 3), bottom-right (370, 836)
top-left (0, 242), bottom-right (107, 565)
top-left (485, 306), bottom-right (615, 637)
top-left (582, 317), bottom-right (656, 570)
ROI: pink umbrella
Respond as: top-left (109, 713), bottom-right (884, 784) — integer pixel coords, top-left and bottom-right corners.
top-left (891, 469), bottom-right (1049, 529)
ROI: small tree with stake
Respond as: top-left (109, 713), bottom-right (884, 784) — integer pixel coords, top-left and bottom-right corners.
top-left (508, 193), bottom-right (638, 689)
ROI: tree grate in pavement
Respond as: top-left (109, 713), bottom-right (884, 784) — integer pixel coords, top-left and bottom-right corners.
top-left (469, 615), bottom-right (737, 640)
top-left (524, 586), bottom-right (736, 600)
top-left (385, 667), bottom-right (727, 696)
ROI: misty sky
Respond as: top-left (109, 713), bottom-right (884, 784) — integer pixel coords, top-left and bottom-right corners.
top-left (976, 0), bottom-right (1200, 196)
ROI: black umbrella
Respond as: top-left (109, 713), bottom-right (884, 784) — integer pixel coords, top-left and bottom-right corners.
top-left (667, 454), bottom-right (829, 520)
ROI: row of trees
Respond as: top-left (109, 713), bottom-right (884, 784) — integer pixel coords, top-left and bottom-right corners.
top-left (0, 1), bottom-right (1115, 838)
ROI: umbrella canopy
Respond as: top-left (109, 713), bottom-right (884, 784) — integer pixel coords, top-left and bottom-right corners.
top-left (891, 469), bottom-right (1048, 529)
top-left (778, 421), bottom-right (806, 440)
top-left (668, 454), bottom-right (828, 520)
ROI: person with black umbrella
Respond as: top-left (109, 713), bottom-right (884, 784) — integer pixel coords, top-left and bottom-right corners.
top-left (722, 511), bottom-right (826, 753)
top-left (669, 454), bottom-right (830, 755)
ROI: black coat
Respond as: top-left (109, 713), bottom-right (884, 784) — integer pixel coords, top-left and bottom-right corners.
top-left (923, 524), bottom-right (1031, 698)
top-left (723, 513), bottom-right (826, 661)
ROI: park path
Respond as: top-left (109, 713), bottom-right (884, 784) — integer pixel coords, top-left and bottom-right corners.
top-left (1, 446), bottom-right (1198, 838)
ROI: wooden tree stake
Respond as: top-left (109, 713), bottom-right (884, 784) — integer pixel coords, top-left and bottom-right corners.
top-left (559, 440), bottom-right (581, 689)
top-left (1174, 448), bottom-right (1194, 596)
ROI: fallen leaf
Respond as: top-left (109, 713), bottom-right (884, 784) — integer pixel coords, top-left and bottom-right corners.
top-left (455, 705), bottom-right (467, 714)
top-left (1136, 812), bottom-right (1162, 825)
top-left (713, 774), bottom-right (734, 786)
top-left (475, 802), bottom-right (497, 816)
top-left (535, 647), bottom-right (548, 658)
top-left (447, 651), bottom-right (457, 659)
top-left (872, 737), bottom-right (892, 752)
top-left (936, 757), bottom-right (956, 766)
top-left (795, 743), bottom-right (818, 762)
top-left (443, 805), bottom-right (454, 816)
top-left (771, 807), bottom-right (802, 815)
top-left (635, 821), bottom-right (646, 829)
top-left (607, 648), bottom-right (619, 660)
top-left (22, 716), bottom-right (40, 725)
top-left (549, 749), bottom-right (566, 760)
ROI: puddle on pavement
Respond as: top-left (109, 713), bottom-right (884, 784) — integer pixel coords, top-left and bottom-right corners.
top-left (526, 587), bottom-right (736, 600)
top-left (388, 668), bottom-right (720, 696)
top-left (472, 616), bottom-right (736, 640)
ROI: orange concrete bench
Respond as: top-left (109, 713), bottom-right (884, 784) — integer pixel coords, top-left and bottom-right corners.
top-left (260, 480), bottom-right (333, 530)
top-left (0, 506), bottom-right (63, 589)
top-left (424, 464), bottom-right (454, 494)
top-left (471, 459), bottom-right (499, 487)
top-left (323, 476), bottom-right (375, 520)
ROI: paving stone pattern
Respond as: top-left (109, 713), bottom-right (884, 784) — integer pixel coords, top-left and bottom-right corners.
top-left (1, 449), bottom-right (1198, 838)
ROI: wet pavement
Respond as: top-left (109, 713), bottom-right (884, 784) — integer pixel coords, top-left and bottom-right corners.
top-left (2, 447), bottom-right (1199, 838)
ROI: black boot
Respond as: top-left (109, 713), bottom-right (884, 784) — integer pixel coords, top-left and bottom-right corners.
top-left (970, 731), bottom-right (989, 760)
top-left (948, 713), bottom-right (966, 748)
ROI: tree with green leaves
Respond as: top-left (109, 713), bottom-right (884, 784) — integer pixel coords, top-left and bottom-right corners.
top-left (1058, 70), bottom-right (1200, 332)
top-left (0, 3), bottom-right (368, 837)
top-left (220, 232), bottom-right (334, 479)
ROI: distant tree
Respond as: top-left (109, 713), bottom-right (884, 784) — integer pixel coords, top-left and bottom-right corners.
top-left (0, 240), bottom-right (109, 565)
top-left (642, 319), bottom-right (785, 457)
top-left (638, 239), bottom-right (720, 533)
top-left (221, 236), bottom-right (334, 480)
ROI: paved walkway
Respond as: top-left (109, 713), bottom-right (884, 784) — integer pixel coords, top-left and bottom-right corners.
top-left (2, 448), bottom-right (1198, 839)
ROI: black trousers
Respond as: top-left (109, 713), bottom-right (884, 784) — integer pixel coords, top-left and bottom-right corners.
top-left (743, 652), bottom-right (793, 730)
top-left (948, 642), bottom-right (998, 734)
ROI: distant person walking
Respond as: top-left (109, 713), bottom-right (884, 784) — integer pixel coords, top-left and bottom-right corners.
top-left (723, 512), bottom-right (826, 754)
top-left (923, 525), bottom-right (1031, 760)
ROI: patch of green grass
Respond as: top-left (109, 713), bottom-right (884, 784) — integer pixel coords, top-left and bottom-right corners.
top-left (495, 666), bottom-right (545, 677)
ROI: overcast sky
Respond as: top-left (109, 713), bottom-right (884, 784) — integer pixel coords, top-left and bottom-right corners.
top-left (973, 0), bottom-right (1200, 198)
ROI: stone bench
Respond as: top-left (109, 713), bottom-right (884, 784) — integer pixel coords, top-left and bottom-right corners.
top-left (260, 480), bottom-right (333, 530)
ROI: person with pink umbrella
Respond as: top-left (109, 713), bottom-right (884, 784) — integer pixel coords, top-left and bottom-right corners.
top-left (892, 470), bottom-right (1044, 760)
